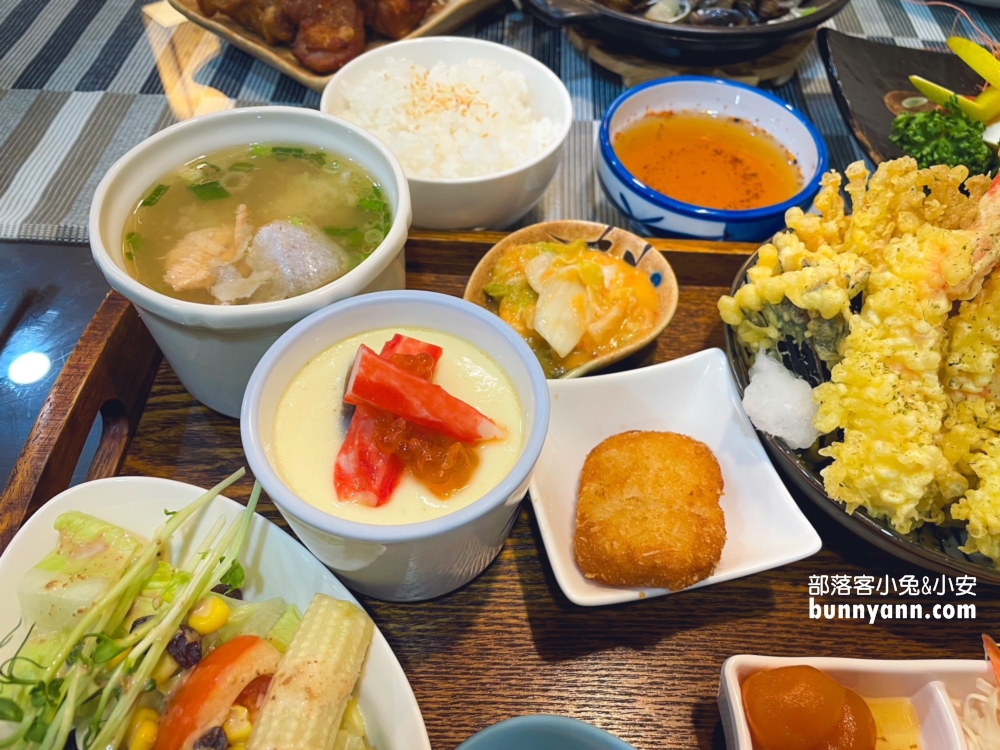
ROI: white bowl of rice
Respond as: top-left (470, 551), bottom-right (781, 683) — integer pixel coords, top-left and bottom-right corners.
top-left (320, 37), bottom-right (573, 230)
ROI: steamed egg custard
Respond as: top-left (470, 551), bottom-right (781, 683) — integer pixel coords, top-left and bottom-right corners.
top-left (274, 328), bottom-right (523, 525)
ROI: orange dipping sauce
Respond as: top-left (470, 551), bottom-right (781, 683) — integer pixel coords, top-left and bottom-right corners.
top-left (612, 111), bottom-right (803, 211)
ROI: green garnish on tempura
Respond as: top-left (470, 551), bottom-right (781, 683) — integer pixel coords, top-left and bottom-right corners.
top-left (890, 97), bottom-right (998, 176)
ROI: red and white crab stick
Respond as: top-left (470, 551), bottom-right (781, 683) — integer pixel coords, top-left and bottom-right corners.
top-left (344, 344), bottom-right (507, 445)
top-left (334, 335), bottom-right (443, 507)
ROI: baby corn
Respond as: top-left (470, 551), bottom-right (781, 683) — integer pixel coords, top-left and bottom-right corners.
top-left (247, 594), bottom-right (374, 750)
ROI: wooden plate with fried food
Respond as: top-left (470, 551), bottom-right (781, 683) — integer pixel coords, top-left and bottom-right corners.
top-left (167, 0), bottom-right (502, 92)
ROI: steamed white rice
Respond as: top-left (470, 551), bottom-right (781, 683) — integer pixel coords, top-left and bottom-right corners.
top-left (337, 57), bottom-right (561, 179)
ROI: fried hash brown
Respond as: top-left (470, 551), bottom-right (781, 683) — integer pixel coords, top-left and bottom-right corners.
top-left (574, 431), bottom-right (726, 591)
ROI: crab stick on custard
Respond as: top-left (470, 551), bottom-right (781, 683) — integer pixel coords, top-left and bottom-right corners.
top-left (344, 344), bottom-right (507, 444)
top-left (333, 335), bottom-right (443, 507)
top-left (273, 328), bottom-right (523, 525)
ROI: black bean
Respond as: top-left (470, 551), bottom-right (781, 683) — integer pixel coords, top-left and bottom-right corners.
top-left (210, 583), bottom-right (243, 600)
top-left (129, 615), bottom-right (154, 633)
top-left (166, 625), bottom-right (202, 670)
top-left (193, 726), bottom-right (227, 750)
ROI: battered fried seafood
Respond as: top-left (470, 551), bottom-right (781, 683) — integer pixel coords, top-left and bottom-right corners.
top-left (573, 431), bottom-right (726, 591)
top-left (719, 157), bottom-right (1000, 564)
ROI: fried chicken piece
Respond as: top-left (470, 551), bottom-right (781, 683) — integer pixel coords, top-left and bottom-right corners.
top-left (573, 431), bottom-right (726, 591)
top-left (358, 0), bottom-right (433, 39)
top-left (198, 0), bottom-right (295, 44)
top-left (251, 0), bottom-right (296, 43)
top-left (284, 0), bottom-right (366, 73)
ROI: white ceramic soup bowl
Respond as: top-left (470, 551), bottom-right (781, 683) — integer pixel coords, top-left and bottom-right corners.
top-left (320, 37), bottom-right (573, 230)
top-left (597, 76), bottom-right (828, 242)
top-left (241, 290), bottom-right (550, 601)
top-left (90, 106), bottom-right (411, 418)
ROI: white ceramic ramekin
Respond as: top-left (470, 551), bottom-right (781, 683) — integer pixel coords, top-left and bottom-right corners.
top-left (320, 37), bottom-right (573, 230)
top-left (241, 290), bottom-right (550, 601)
top-left (597, 77), bottom-right (828, 242)
top-left (89, 106), bottom-right (412, 417)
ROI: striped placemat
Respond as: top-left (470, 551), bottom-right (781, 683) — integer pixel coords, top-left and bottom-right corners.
top-left (0, 0), bottom-right (993, 243)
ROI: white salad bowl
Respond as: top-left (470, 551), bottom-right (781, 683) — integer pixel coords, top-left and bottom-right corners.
top-left (597, 77), bottom-right (827, 242)
top-left (90, 106), bottom-right (412, 418)
top-left (719, 655), bottom-right (991, 750)
top-left (241, 290), bottom-right (550, 602)
top-left (0, 476), bottom-right (431, 750)
top-left (320, 37), bottom-right (573, 230)
top-left (528, 348), bottom-right (821, 607)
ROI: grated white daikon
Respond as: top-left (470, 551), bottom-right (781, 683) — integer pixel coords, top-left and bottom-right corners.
top-left (742, 353), bottom-right (821, 450)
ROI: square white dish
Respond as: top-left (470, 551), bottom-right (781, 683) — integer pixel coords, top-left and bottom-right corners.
top-left (718, 654), bottom-right (991, 750)
top-left (527, 347), bottom-right (821, 606)
top-left (0, 476), bottom-right (430, 749)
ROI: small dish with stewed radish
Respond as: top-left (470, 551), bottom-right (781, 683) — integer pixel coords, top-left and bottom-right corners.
top-left (241, 290), bottom-right (550, 602)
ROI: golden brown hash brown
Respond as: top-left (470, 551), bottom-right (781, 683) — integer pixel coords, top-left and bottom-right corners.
top-left (573, 431), bottom-right (726, 591)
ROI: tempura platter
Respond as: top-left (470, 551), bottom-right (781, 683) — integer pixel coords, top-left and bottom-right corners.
top-left (725, 251), bottom-right (1000, 586)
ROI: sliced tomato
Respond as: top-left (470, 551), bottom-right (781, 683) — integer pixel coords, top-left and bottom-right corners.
top-left (233, 673), bottom-right (272, 723)
top-left (153, 635), bottom-right (281, 750)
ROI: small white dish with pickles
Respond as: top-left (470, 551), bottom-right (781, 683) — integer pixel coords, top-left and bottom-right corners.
top-left (0, 473), bottom-right (429, 750)
top-left (719, 653), bottom-right (999, 750)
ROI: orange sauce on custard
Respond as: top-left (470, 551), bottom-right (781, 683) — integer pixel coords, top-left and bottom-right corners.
top-left (612, 111), bottom-right (803, 211)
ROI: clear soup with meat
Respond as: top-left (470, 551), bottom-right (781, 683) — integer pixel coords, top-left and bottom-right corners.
top-left (121, 143), bottom-right (391, 305)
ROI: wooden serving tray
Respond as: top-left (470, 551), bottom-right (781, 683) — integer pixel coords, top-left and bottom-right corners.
top-left (1, 231), bottom-right (994, 750)
top-left (168, 0), bottom-right (503, 93)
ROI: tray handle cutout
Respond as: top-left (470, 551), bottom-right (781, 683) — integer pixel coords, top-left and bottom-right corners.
top-left (0, 293), bottom-right (161, 552)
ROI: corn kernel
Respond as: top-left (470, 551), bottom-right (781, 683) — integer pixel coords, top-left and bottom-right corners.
top-left (129, 720), bottom-right (157, 750)
top-left (188, 595), bottom-right (230, 635)
top-left (224, 705), bottom-right (253, 744)
top-left (126, 707), bottom-right (159, 746)
top-left (152, 652), bottom-right (179, 687)
top-left (229, 745), bottom-right (246, 750)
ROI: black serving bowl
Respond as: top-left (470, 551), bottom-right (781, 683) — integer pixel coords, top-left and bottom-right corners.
top-left (525, 0), bottom-right (851, 67)
top-left (725, 251), bottom-right (1000, 584)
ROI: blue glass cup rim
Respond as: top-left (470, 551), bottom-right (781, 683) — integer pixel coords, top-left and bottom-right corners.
top-left (598, 75), bottom-right (829, 222)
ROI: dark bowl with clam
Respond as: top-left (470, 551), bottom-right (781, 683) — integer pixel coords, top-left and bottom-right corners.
top-left (525, 0), bottom-right (850, 66)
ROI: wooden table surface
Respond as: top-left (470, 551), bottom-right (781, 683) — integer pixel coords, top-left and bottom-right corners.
top-left (5, 232), bottom-right (997, 750)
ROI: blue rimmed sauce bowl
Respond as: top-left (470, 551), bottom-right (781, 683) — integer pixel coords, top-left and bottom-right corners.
top-left (596, 76), bottom-right (828, 243)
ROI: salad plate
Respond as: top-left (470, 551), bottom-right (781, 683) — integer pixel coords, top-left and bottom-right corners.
top-left (0, 475), bottom-right (431, 749)
top-left (527, 348), bottom-right (821, 606)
